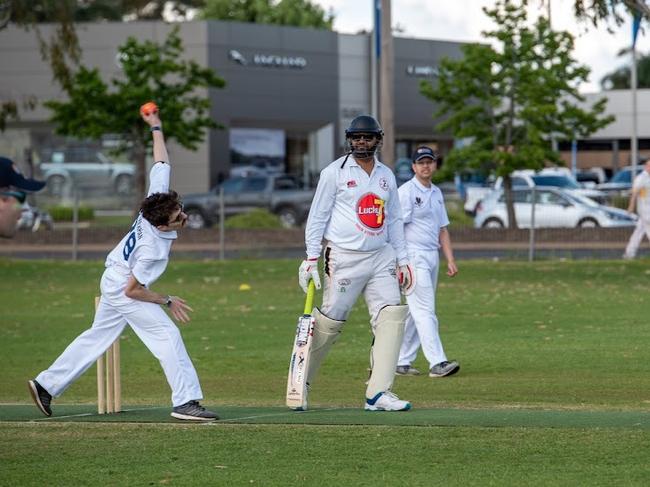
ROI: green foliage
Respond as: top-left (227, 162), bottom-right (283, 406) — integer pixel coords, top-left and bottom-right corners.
top-left (44, 26), bottom-right (225, 198)
top-left (224, 208), bottom-right (282, 228)
top-left (47, 205), bottom-right (94, 221)
top-left (601, 51), bottom-right (650, 89)
top-left (200, 0), bottom-right (334, 29)
top-left (572, 0), bottom-right (649, 27)
top-left (421, 0), bottom-right (614, 227)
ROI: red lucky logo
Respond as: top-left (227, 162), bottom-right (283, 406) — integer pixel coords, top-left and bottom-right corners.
top-left (357, 192), bottom-right (385, 229)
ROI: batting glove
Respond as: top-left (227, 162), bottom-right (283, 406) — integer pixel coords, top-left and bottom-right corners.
top-left (398, 264), bottom-right (416, 296)
top-left (299, 258), bottom-right (321, 293)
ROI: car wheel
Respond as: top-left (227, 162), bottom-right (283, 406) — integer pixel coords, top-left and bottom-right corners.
top-left (114, 174), bottom-right (133, 195)
top-left (578, 218), bottom-right (599, 228)
top-left (482, 217), bottom-right (505, 229)
top-left (185, 208), bottom-right (208, 229)
top-left (46, 175), bottom-right (68, 197)
top-left (277, 207), bottom-right (298, 228)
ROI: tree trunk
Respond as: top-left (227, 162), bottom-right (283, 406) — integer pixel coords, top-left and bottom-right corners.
top-left (503, 174), bottom-right (518, 229)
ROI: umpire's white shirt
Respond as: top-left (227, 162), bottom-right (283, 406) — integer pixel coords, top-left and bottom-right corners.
top-left (305, 154), bottom-right (409, 265)
top-left (399, 177), bottom-right (449, 250)
top-left (104, 162), bottom-right (177, 289)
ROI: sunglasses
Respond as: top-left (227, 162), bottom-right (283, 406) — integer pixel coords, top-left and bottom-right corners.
top-left (0, 190), bottom-right (26, 204)
top-left (169, 203), bottom-right (185, 224)
top-left (349, 134), bottom-right (376, 141)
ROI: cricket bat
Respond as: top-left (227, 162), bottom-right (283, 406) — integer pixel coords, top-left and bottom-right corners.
top-left (286, 279), bottom-right (316, 410)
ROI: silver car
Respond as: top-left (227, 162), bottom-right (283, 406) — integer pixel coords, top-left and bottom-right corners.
top-left (39, 149), bottom-right (135, 197)
top-left (474, 187), bottom-right (636, 228)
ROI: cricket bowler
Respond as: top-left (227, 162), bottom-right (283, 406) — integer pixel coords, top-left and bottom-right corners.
top-left (28, 103), bottom-right (218, 421)
top-left (298, 115), bottom-right (415, 411)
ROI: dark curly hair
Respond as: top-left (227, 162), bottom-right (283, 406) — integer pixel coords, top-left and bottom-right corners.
top-left (140, 191), bottom-right (182, 227)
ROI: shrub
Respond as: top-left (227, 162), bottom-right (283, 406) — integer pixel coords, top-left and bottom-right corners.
top-left (224, 209), bottom-right (283, 229)
top-left (48, 205), bottom-right (95, 222)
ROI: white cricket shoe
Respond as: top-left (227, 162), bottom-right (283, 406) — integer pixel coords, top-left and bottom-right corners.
top-left (364, 391), bottom-right (411, 411)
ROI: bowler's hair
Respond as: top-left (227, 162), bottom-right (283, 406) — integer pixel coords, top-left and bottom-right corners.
top-left (140, 191), bottom-right (182, 227)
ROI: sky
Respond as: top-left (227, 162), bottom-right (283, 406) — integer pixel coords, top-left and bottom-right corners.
top-left (312, 0), bottom-right (649, 93)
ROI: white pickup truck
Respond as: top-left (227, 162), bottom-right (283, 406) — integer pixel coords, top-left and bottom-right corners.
top-left (463, 169), bottom-right (608, 215)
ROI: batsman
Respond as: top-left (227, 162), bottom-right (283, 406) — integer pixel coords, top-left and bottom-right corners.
top-left (298, 115), bottom-right (414, 411)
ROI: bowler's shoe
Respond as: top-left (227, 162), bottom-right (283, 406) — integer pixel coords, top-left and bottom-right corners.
top-left (171, 400), bottom-right (219, 421)
top-left (28, 379), bottom-right (52, 417)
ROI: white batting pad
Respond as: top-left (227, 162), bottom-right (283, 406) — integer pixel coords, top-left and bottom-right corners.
top-left (306, 308), bottom-right (345, 386)
top-left (366, 305), bottom-right (408, 398)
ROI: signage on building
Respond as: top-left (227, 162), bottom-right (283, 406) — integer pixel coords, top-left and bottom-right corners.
top-left (228, 49), bottom-right (307, 69)
top-left (406, 65), bottom-right (439, 78)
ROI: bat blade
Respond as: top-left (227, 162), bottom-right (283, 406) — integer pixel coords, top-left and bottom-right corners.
top-left (286, 280), bottom-right (316, 410)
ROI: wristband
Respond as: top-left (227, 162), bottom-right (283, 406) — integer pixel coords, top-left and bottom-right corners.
top-left (164, 296), bottom-right (172, 307)
top-left (151, 126), bottom-right (162, 132)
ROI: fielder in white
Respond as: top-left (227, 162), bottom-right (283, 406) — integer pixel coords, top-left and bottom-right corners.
top-left (624, 159), bottom-right (650, 259)
top-left (395, 147), bottom-right (459, 378)
top-left (298, 115), bottom-right (415, 412)
top-left (28, 106), bottom-right (218, 421)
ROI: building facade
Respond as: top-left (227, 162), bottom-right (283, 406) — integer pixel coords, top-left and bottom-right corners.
top-left (0, 19), bottom-right (464, 196)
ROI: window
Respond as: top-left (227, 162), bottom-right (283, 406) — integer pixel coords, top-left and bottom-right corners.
top-left (221, 178), bottom-right (245, 194)
top-left (532, 175), bottom-right (579, 189)
top-left (242, 177), bottom-right (267, 192)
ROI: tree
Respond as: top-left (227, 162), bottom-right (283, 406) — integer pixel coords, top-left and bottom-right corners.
top-left (421, 0), bottom-right (613, 228)
top-left (570, 0), bottom-right (650, 26)
top-left (200, 0), bottom-right (334, 29)
top-left (45, 27), bottom-right (225, 199)
top-left (0, 1), bottom-right (202, 131)
top-left (601, 50), bottom-right (650, 89)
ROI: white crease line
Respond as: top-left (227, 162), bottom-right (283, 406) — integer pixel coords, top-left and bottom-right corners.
top-left (215, 407), bottom-right (346, 423)
top-left (32, 406), bottom-right (169, 421)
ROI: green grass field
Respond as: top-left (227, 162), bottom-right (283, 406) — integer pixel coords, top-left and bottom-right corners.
top-left (2, 258), bottom-right (650, 485)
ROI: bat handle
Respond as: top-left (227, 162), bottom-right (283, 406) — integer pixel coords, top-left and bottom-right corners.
top-left (304, 280), bottom-right (316, 314)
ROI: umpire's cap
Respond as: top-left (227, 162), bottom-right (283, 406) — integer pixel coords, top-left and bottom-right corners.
top-left (0, 157), bottom-right (45, 191)
top-left (412, 146), bottom-right (439, 163)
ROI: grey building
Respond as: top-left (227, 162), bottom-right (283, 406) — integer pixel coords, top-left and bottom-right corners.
top-left (0, 20), bottom-right (464, 195)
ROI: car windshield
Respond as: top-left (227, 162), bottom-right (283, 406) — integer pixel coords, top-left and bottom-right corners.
top-left (611, 170), bottom-right (632, 184)
top-left (531, 175), bottom-right (580, 189)
top-left (563, 191), bottom-right (599, 207)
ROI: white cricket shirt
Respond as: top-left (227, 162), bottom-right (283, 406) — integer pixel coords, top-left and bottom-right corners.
top-left (305, 154), bottom-right (408, 265)
top-left (633, 170), bottom-right (650, 219)
top-left (104, 162), bottom-right (177, 288)
top-left (399, 176), bottom-right (449, 252)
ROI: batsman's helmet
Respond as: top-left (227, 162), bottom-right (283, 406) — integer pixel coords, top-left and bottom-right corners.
top-left (345, 115), bottom-right (384, 138)
top-left (345, 115), bottom-right (383, 158)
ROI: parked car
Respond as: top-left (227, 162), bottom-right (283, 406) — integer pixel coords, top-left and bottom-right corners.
top-left (230, 160), bottom-right (285, 178)
top-left (474, 187), bottom-right (636, 229)
top-left (182, 174), bottom-right (315, 229)
top-left (596, 165), bottom-right (645, 196)
top-left (576, 167), bottom-right (608, 188)
top-left (39, 149), bottom-right (135, 197)
top-left (464, 169), bottom-right (607, 215)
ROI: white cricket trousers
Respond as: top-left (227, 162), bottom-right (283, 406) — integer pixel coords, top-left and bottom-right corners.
top-left (321, 243), bottom-right (401, 325)
top-left (624, 217), bottom-right (650, 258)
top-left (398, 249), bottom-right (447, 369)
top-left (36, 269), bottom-right (203, 407)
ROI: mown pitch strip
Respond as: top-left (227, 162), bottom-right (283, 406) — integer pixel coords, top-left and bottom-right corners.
top-left (2, 404), bottom-right (650, 429)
